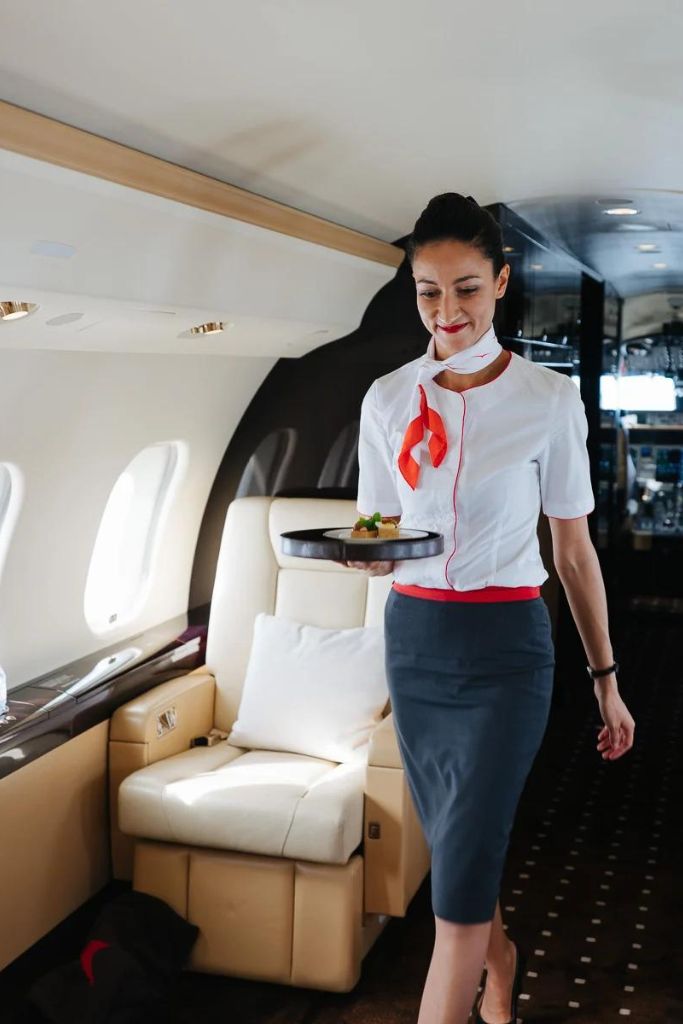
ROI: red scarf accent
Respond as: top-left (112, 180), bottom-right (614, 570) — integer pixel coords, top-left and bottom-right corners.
top-left (397, 384), bottom-right (448, 490)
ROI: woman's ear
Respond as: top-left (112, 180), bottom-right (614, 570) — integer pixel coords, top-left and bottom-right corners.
top-left (495, 263), bottom-right (510, 299)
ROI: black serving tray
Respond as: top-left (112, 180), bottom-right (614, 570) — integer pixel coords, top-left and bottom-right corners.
top-left (279, 527), bottom-right (444, 561)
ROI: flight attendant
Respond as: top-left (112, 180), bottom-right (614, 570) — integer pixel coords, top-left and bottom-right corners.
top-left (346, 193), bottom-right (635, 1024)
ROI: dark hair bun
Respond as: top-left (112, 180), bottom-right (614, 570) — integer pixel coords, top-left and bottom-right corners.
top-left (405, 192), bottom-right (504, 273)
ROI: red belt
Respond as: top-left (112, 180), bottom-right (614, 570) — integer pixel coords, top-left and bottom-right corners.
top-left (392, 582), bottom-right (541, 603)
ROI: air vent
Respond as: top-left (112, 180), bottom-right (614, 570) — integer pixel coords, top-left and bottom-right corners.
top-left (30, 240), bottom-right (76, 259)
top-left (46, 312), bottom-right (84, 327)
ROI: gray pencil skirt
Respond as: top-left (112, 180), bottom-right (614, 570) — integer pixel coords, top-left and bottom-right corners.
top-left (384, 587), bottom-right (556, 924)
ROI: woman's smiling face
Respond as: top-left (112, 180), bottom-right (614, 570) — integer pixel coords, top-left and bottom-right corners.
top-left (412, 239), bottom-right (510, 354)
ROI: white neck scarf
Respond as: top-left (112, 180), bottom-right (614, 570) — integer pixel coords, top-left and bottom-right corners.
top-left (422, 323), bottom-right (502, 375)
top-left (398, 325), bottom-right (503, 490)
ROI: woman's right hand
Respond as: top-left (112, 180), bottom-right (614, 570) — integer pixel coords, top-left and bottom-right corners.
top-left (334, 559), bottom-right (394, 576)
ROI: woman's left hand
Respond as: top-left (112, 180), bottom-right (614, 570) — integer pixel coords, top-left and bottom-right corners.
top-left (594, 686), bottom-right (635, 760)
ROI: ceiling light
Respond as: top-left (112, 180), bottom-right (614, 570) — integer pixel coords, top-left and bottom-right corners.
top-left (190, 321), bottom-right (224, 335)
top-left (635, 244), bottom-right (660, 253)
top-left (503, 246), bottom-right (515, 253)
top-left (0, 301), bottom-right (38, 321)
top-left (612, 223), bottom-right (657, 232)
top-left (653, 262), bottom-right (668, 269)
top-left (603, 207), bottom-right (640, 216)
top-left (530, 263), bottom-right (543, 270)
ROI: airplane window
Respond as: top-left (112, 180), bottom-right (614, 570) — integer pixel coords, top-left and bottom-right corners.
top-left (84, 442), bottom-right (185, 635)
top-left (0, 464), bottom-right (11, 528)
top-left (235, 428), bottom-right (297, 498)
top-left (318, 420), bottom-right (360, 488)
top-left (0, 463), bottom-right (23, 590)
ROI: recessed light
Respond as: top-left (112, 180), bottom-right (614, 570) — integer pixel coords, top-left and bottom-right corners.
top-left (190, 321), bottom-right (224, 335)
top-left (0, 301), bottom-right (38, 321)
top-left (612, 222), bottom-right (657, 232)
top-left (653, 262), bottom-right (667, 269)
top-left (503, 246), bottom-right (516, 253)
top-left (603, 208), bottom-right (640, 216)
top-left (530, 263), bottom-right (544, 270)
top-left (635, 244), bottom-right (660, 253)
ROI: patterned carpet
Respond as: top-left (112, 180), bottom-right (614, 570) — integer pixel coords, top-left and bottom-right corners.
top-left (3, 609), bottom-right (681, 1023)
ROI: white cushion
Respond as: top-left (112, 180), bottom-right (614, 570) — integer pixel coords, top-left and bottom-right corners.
top-left (119, 744), bottom-right (366, 864)
top-left (227, 613), bottom-right (388, 764)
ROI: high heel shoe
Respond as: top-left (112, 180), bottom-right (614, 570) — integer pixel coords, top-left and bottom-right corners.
top-left (472, 939), bottom-right (526, 1024)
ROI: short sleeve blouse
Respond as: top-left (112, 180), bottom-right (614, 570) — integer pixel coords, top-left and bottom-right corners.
top-left (537, 375), bottom-right (596, 519)
top-left (356, 349), bottom-right (595, 590)
top-left (356, 381), bottom-right (402, 516)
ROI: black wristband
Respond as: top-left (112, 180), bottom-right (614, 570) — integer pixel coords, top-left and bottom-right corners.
top-left (586, 660), bottom-right (619, 679)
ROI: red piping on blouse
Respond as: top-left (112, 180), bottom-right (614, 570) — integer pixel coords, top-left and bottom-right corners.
top-left (437, 349), bottom-right (514, 591)
top-left (444, 392), bottom-right (466, 589)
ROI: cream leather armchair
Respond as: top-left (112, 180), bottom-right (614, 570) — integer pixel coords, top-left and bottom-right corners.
top-left (109, 496), bottom-right (430, 992)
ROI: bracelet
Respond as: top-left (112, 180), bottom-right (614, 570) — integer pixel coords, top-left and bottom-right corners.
top-left (586, 660), bottom-right (619, 679)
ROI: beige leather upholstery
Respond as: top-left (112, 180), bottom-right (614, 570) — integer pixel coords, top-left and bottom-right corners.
top-left (120, 745), bottom-right (367, 864)
top-left (109, 667), bottom-right (215, 878)
top-left (206, 497), bottom-right (392, 731)
top-left (110, 496), bottom-right (429, 991)
top-left (109, 668), bottom-right (215, 746)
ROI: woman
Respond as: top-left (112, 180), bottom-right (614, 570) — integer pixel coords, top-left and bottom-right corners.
top-left (343, 194), bottom-right (635, 1024)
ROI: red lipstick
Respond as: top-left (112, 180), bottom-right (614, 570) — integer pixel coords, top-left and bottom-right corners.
top-left (437, 322), bottom-right (469, 334)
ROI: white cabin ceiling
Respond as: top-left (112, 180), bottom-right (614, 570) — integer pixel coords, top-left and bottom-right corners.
top-left (0, 0), bottom-right (682, 302)
top-left (0, 150), bottom-right (394, 355)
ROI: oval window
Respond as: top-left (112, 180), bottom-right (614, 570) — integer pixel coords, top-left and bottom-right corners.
top-left (318, 420), bottom-right (360, 487)
top-left (235, 428), bottom-right (297, 497)
top-left (84, 442), bottom-right (185, 634)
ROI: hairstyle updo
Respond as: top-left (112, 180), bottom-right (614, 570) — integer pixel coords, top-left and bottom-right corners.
top-left (405, 192), bottom-right (505, 276)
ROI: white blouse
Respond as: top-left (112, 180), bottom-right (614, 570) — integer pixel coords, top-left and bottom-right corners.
top-left (356, 346), bottom-right (595, 590)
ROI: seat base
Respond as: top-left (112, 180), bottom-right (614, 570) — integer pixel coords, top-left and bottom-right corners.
top-left (133, 839), bottom-right (391, 992)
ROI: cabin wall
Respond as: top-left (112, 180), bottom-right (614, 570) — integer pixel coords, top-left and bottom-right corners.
top-left (0, 721), bottom-right (109, 971)
top-left (0, 349), bottom-right (273, 690)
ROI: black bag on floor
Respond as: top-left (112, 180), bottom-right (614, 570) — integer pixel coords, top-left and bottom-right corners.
top-left (27, 890), bottom-right (199, 1024)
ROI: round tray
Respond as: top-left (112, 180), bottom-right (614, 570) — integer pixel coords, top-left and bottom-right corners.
top-left (279, 527), bottom-right (444, 561)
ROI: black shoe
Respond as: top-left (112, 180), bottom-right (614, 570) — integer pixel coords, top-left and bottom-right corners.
top-left (472, 939), bottom-right (526, 1024)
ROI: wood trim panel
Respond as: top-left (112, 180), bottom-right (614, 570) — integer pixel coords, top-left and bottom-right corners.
top-left (0, 721), bottom-right (110, 971)
top-left (0, 100), bottom-right (403, 268)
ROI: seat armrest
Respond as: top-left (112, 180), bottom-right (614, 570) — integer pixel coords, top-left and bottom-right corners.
top-left (368, 712), bottom-right (402, 769)
top-left (110, 666), bottom-right (215, 745)
top-left (109, 666), bottom-right (215, 880)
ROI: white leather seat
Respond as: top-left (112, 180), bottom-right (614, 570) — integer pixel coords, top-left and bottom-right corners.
top-left (109, 496), bottom-right (430, 991)
top-left (120, 743), bottom-right (366, 864)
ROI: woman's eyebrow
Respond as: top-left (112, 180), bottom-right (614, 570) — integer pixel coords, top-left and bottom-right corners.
top-left (416, 275), bottom-right (482, 284)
